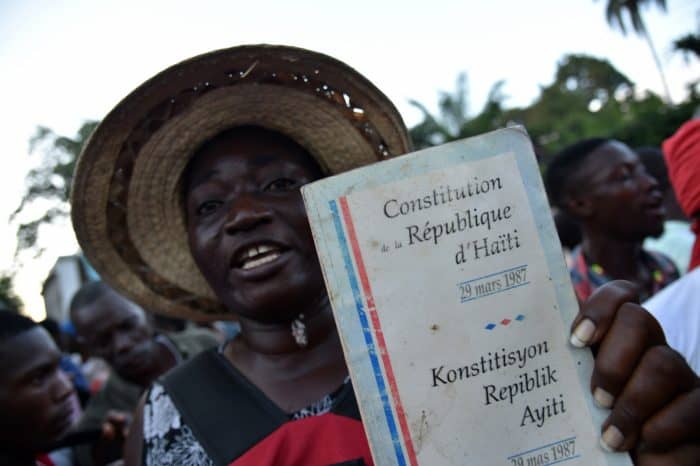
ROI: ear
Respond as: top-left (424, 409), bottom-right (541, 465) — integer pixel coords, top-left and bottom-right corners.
top-left (564, 195), bottom-right (594, 219)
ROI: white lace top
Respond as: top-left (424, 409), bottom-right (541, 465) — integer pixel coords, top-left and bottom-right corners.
top-left (142, 376), bottom-right (351, 465)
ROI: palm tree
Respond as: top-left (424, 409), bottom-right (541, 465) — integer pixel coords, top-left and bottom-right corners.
top-left (408, 75), bottom-right (511, 149)
top-left (602, 0), bottom-right (671, 101)
top-left (409, 73), bottom-right (470, 148)
top-left (674, 33), bottom-right (700, 61)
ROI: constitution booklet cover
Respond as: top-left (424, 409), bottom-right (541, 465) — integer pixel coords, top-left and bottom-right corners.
top-left (301, 127), bottom-right (632, 466)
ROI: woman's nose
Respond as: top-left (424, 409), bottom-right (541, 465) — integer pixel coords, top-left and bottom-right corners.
top-left (223, 195), bottom-right (272, 234)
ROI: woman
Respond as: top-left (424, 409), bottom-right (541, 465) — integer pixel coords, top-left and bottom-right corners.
top-left (71, 45), bottom-right (700, 465)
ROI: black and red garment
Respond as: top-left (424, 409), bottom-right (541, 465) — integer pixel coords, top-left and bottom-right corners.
top-left (143, 348), bottom-right (373, 466)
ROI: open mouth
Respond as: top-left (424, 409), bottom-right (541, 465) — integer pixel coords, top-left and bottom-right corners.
top-left (644, 200), bottom-right (665, 216)
top-left (51, 400), bottom-right (79, 435)
top-left (234, 243), bottom-right (285, 270)
top-left (118, 347), bottom-right (150, 374)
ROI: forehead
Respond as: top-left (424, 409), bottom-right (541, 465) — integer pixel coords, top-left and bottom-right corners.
top-left (185, 130), bottom-right (322, 189)
top-left (577, 141), bottom-right (639, 181)
top-left (73, 291), bottom-right (143, 330)
top-left (0, 327), bottom-right (58, 379)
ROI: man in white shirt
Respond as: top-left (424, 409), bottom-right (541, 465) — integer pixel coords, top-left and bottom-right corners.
top-left (644, 268), bottom-right (700, 373)
top-left (643, 119), bottom-right (700, 373)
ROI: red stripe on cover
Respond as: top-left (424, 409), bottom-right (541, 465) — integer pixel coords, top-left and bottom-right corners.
top-left (339, 196), bottom-right (419, 466)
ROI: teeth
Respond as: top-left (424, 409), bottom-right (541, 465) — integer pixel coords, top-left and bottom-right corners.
top-left (236, 243), bottom-right (281, 268)
top-left (242, 251), bottom-right (280, 270)
top-left (243, 245), bottom-right (272, 260)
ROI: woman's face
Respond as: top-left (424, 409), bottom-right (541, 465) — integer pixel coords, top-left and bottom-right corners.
top-left (184, 130), bottom-right (326, 323)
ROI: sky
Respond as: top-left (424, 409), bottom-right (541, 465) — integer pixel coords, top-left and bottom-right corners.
top-left (0, 0), bottom-right (698, 321)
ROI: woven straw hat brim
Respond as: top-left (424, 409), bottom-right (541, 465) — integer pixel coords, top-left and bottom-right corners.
top-left (71, 44), bottom-right (411, 321)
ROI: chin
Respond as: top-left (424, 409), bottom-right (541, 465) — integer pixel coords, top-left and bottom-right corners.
top-left (645, 224), bottom-right (665, 239)
top-left (228, 295), bottom-right (304, 324)
top-left (118, 364), bottom-right (150, 385)
top-left (225, 281), bottom-right (326, 324)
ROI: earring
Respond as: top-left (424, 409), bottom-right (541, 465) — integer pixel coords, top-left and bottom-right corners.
top-left (291, 313), bottom-right (308, 347)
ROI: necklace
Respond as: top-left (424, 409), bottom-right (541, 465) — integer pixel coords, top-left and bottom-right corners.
top-left (589, 260), bottom-right (665, 301)
top-left (590, 263), bottom-right (663, 283)
top-left (291, 314), bottom-right (308, 347)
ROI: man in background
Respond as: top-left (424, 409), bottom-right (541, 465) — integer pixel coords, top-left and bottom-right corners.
top-left (638, 146), bottom-right (695, 273)
top-left (545, 138), bottom-right (679, 302)
top-left (0, 310), bottom-right (80, 466)
top-left (40, 317), bottom-right (91, 406)
top-left (69, 281), bottom-right (219, 465)
top-left (644, 119), bottom-right (700, 373)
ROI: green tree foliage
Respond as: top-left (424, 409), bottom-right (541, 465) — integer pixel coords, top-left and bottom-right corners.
top-left (598, 0), bottom-right (670, 100)
top-left (12, 121), bottom-right (99, 254)
top-left (410, 74), bottom-right (507, 149)
top-left (409, 54), bottom-right (699, 161)
top-left (0, 274), bottom-right (23, 312)
top-left (409, 73), bottom-right (470, 148)
top-left (506, 55), bottom-right (635, 153)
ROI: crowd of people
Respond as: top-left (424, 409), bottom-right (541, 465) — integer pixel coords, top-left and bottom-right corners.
top-left (545, 121), bottom-right (700, 375)
top-left (1, 45), bottom-right (698, 466)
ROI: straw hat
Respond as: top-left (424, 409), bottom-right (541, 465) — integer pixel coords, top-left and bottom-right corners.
top-left (71, 44), bottom-right (412, 321)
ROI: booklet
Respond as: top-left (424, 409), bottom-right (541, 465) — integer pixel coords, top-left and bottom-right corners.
top-left (301, 127), bottom-right (632, 466)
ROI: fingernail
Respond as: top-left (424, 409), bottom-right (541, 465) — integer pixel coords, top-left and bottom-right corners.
top-left (570, 319), bottom-right (595, 347)
top-left (600, 425), bottom-right (624, 452)
top-left (593, 387), bottom-right (615, 409)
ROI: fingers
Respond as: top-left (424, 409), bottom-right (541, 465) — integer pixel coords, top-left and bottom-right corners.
top-left (105, 410), bottom-right (130, 425)
top-left (105, 461), bottom-right (125, 466)
top-left (641, 384), bottom-right (700, 449)
top-left (570, 280), bottom-right (699, 461)
top-left (570, 280), bottom-right (638, 348)
top-left (636, 443), bottom-right (700, 466)
top-left (599, 346), bottom-right (696, 452)
top-left (102, 421), bottom-right (116, 440)
top-left (570, 280), bottom-right (646, 348)
top-left (590, 302), bottom-right (666, 404)
top-left (102, 410), bottom-right (132, 439)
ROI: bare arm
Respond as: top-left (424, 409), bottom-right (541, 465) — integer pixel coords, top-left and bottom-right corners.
top-left (123, 393), bottom-right (146, 466)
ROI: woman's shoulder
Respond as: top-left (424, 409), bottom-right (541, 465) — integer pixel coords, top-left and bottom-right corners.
top-left (143, 382), bottom-right (214, 466)
top-left (143, 383), bottom-right (181, 439)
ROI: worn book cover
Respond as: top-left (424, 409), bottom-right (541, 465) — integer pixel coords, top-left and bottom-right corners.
top-left (301, 127), bottom-right (632, 466)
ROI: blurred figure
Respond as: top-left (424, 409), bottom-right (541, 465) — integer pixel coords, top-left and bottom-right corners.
top-left (552, 206), bottom-right (582, 268)
top-left (69, 281), bottom-right (218, 466)
top-left (41, 317), bottom-right (91, 405)
top-left (545, 138), bottom-right (679, 302)
top-left (637, 146), bottom-right (695, 273)
top-left (644, 119), bottom-right (700, 373)
top-left (0, 310), bottom-right (80, 466)
top-left (148, 313), bottom-right (187, 333)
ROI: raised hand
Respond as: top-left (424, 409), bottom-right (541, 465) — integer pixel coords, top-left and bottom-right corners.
top-left (570, 280), bottom-right (700, 466)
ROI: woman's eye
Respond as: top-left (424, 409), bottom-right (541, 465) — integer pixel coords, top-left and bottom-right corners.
top-left (196, 200), bottom-right (223, 216)
top-left (265, 178), bottom-right (297, 191)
